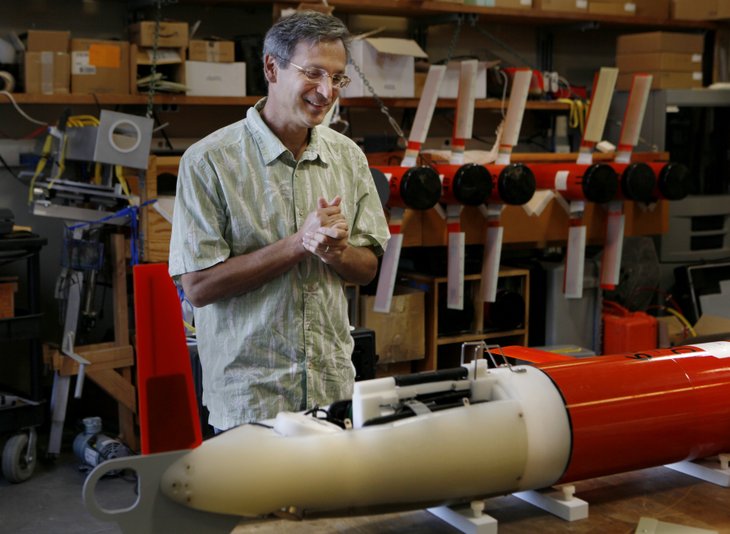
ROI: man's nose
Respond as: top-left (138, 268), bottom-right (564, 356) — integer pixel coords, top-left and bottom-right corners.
top-left (316, 75), bottom-right (334, 98)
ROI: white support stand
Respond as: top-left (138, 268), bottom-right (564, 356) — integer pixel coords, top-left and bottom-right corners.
top-left (664, 454), bottom-right (730, 487)
top-left (428, 500), bottom-right (498, 534)
top-left (512, 484), bottom-right (589, 521)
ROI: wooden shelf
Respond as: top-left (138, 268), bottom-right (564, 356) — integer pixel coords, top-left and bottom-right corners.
top-left (1, 93), bottom-right (262, 107)
top-left (1, 93), bottom-right (572, 110)
top-left (401, 268), bottom-right (530, 372)
top-left (436, 328), bottom-right (527, 346)
top-left (187, 0), bottom-right (719, 28)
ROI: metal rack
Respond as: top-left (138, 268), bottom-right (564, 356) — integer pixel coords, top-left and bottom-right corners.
top-left (0, 233), bottom-right (47, 483)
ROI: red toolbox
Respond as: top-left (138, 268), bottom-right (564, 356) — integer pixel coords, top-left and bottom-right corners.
top-left (603, 301), bottom-right (657, 354)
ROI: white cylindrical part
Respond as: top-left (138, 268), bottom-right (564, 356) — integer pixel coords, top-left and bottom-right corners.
top-left (162, 400), bottom-right (531, 517)
top-left (488, 365), bottom-right (572, 490)
top-left (161, 365), bottom-right (572, 518)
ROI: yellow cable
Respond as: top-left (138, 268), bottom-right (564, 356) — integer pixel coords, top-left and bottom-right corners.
top-left (114, 165), bottom-right (132, 198)
top-left (27, 133), bottom-right (53, 204)
top-left (93, 162), bottom-right (102, 185)
top-left (48, 133), bottom-right (68, 186)
top-left (662, 306), bottom-right (697, 338)
top-left (557, 98), bottom-right (587, 135)
top-left (183, 320), bottom-right (196, 334)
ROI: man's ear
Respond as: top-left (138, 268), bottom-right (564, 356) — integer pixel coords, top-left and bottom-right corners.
top-left (263, 54), bottom-right (278, 84)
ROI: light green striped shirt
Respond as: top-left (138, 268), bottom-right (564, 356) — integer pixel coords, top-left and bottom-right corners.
top-left (169, 99), bottom-right (389, 429)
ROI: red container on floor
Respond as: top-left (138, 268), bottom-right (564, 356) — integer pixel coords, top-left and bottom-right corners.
top-left (602, 301), bottom-right (657, 353)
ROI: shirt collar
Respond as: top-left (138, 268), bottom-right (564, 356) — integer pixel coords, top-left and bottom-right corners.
top-left (246, 98), bottom-right (329, 167)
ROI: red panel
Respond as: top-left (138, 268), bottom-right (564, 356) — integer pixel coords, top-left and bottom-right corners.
top-left (536, 345), bottom-right (730, 483)
top-left (134, 263), bottom-right (202, 454)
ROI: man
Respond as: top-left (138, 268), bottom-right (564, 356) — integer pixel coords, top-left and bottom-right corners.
top-left (168, 11), bottom-right (390, 431)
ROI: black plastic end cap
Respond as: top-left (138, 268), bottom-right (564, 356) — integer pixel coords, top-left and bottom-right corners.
top-left (453, 164), bottom-right (493, 206)
top-left (497, 163), bottom-right (536, 205)
top-left (401, 166), bottom-right (442, 210)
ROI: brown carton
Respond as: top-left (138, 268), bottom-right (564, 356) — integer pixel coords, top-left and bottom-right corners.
top-left (616, 31), bottom-right (704, 54)
top-left (24, 51), bottom-right (70, 94)
top-left (71, 39), bottom-right (130, 94)
top-left (360, 288), bottom-right (426, 363)
top-left (131, 45), bottom-right (186, 95)
top-left (672, 0), bottom-right (718, 19)
top-left (24, 30), bottom-right (70, 52)
top-left (616, 52), bottom-right (702, 72)
top-left (589, 1), bottom-right (636, 15)
top-left (635, 0), bottom-right (669, 18)
top-left (494, 0), bottom-right (533, 8)
top-left (717, 0), bottom-right (730, 18)
top-left (535, 0), bottom-right (588, 12)
top-left (616, 70), bottom-right (702, 90)
top-left (129, 21), bottom-right (189, 48)
top-left (188, 40), bottom-right (235, 63)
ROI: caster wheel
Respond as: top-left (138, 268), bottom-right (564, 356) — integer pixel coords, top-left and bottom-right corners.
top-left (2, 432), bottom-right (37, 483)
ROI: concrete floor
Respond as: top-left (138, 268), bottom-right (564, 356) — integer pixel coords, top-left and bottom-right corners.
top-left (0, 448), bottom-right (129, 534)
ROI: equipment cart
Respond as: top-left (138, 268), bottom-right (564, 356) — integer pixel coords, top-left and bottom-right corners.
top-left (0, 233), bottom-right (47, 482)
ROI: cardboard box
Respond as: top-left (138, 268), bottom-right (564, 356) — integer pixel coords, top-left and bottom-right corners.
top-left (185, 61), bottom-right (246, 97)
top-left (494, 0), bottom-right (533, 8)
top-left (24, 30), bottom-right (70, 52)
top-left (132, 45), bottom-right (185, 94)
top-left (672, 0), bottom-right (718, 19)
top-left (635, 0), bottom-right (669, 18)
top-left (536, 0), bottom-right (588, 12)
top-left (24, 51), bottom-right (70, 94)
top-left (188, 40), bottom-right (235, 63)
top-left (129, 21), bottom-right (189, 48)
top-left (589, 1), bottom-right (636, 15)
top-left (343, 37), bottom-right (428, 98)
top-left (71, 39), bottom-right (130, 94)
top-left (465, 0), bottom-right (531, 7)
top-left (717, 0), bottom-right (730, 18)
top-left (616, 70), bottom-right (702, 90)
top-left (616, 52), bottom-right (702, 72)
top-left (0, 277), bottom-right (18, 319)
top-left (616, 31), bottom-right (704, 55)
top-left (360, 288), bottom-right (426, 363)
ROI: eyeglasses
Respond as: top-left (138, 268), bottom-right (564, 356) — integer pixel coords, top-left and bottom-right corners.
top-left (280, 58), bottom-right (351, 90)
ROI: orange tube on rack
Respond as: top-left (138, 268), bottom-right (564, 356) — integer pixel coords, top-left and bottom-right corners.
top-left (532, 162), bottom-right (618, 203)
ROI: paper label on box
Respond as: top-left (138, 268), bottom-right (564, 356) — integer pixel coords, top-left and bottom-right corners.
top-left (89, 44), bottom-right (121, 68)
top-left (521, 0), bottom-right (531, 4)
top-left (71, 51), bottom-right (96, 75)
top-left (692, 72), bottom-right (702, 80)
top-left (624, 3), bottom-right (636, 12)
top-left (692, 54), bottom-right (702, 63)
top-left (576, 0), bottom-right (587, 7)
top-left (555, 170), bottom-right (569, 191)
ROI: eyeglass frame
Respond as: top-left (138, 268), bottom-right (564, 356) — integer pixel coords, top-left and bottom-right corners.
top-left (275, 56), bottom-right (351, 90)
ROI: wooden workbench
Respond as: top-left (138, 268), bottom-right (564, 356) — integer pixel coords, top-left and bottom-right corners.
top-left (231, 465), bottom-right (730, 533)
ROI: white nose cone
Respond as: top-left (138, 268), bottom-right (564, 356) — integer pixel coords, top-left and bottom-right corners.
top-left (161, 401), bottom-right (531, 517)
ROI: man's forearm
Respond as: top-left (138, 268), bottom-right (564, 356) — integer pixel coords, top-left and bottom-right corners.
top-left (328, 245), bottom-right (378, 286)
top-left (181, 234), bottom-right (306, 307)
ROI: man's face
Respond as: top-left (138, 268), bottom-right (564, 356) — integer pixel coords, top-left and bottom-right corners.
top-left (269, 39), bottom-right (348, 130)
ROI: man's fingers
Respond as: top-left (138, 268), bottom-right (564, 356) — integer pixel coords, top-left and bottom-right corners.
top-left (318, 225), bottom-right (348, 239)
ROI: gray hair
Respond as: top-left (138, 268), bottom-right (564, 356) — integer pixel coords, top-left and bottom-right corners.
top-left (263, 10), bottom-right (351, 66)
